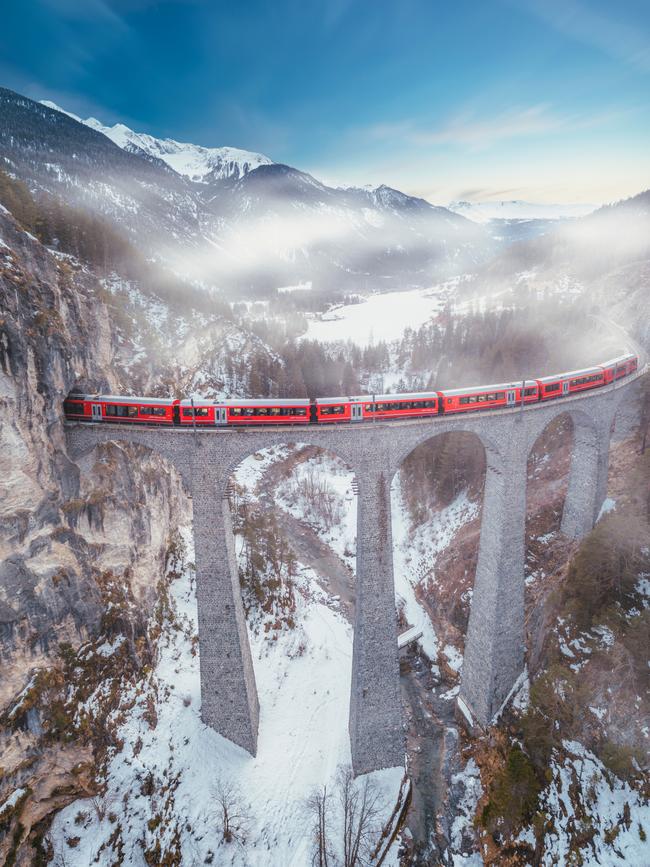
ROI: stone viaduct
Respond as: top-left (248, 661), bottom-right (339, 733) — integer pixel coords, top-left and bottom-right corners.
top-left (65, 373), bottom-right (645, 776)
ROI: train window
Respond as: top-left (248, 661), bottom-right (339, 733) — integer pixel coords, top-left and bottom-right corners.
top-left (320, 405), bottom-right (345, 415)
top-left (229, 408), bottom-right (241, 416)
top-left (545, 383), bottom-right (560, 393)
top-left (64, 400), bottom-right (84, 414)
top-left (460, 395), bottom-right (478, 405)
top-left (294, 408), bottom-right (307, 416)
top-left (144, 406), bottom-right (168, 416)
top-left (524, 387), bottom-right (537, 396)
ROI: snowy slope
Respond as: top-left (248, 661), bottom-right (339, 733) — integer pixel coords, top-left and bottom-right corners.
top-left (48, 520), bottom-right (404, 866)
top-left (449, 199), bottom-right (597, 223)
top-left (40, 100), bottom-right (272, 182)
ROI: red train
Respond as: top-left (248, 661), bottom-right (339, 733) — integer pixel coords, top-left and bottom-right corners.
top-left (63, 353), bottom-right (638, 427)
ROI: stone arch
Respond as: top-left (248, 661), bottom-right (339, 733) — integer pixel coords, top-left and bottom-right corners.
top-left (389, 423), bottom-right (528, 729)
top-left (525, 406), bottom-right (603, 541)
top-left (390, 427), bottom-right (490, 649)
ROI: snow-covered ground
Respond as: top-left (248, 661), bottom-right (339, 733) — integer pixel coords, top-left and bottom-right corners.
top-left (449, 200), bottom-right (597, 223)
top-left (391, 475), bottom-right (479, 668)
top-left (275, 451), bottom-right (357, 570)
top-left (49, 452), bottom-right (403, 865)
top-left (304, 286), bottom-right (447, 345)
top-left (539, 741), bottom-right (650, 866)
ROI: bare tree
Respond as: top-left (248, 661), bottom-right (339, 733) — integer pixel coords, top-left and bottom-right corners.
top-left (211, 778), bottom-right (250, 846)
top-left (338, 768), bottom-right (384, 867)
top-left (307, 784), bottom-right (333, 867)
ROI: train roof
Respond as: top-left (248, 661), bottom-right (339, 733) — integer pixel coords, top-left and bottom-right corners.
top-left (536, 366), bottom-right (603, 383)
top-left (438, 380), bottom-right (538, 397)
top-left (70, 393), bottom-right (175, 405)
top-left (316, 392), bottom-right (439, 404)
top-left (599, 353), bottom-right (636, 367)
top-left (220, 398), bottom-right (310, 407)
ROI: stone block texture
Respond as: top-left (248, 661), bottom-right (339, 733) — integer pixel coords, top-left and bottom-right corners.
top-left (65, 375), bottom-right (641, 772)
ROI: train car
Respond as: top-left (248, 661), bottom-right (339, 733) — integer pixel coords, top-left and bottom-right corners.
top-left (223, 398), bottom-right (310, 425)
top-left (63, 393), bottom-right (177, 423)
top-left (600, 353), bottom-right (638, 384)
top-left (537, 366), bottom-right (605, 400)
top-left (179, 400), bottom-right (223, 426)
top-left (63, 393), bottom-right (94, 420)
top-left (100, 395), bottom-right (176, 423)
top-left (315, 397), bottom-right (356, 423)
top-left (361, 392), bottom-right (439, 420)
top-left (438, 381), bottom-right (539, 414)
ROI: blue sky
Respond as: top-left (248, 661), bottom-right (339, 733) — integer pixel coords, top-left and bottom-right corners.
top-left (2, 0), bottom-right (649, 203)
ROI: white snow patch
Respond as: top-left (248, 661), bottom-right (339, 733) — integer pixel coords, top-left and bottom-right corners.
top-left (597, 497), bottom-right (617, 521)
top-left (305, 286), bottom-right (446, 346)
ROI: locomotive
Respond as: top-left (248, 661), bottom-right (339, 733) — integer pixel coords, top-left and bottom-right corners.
top-left (63, 353), bottom-right (638, 427)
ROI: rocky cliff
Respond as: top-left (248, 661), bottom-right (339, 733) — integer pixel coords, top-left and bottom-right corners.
top-left (0, 208), bottom-right (190, 864)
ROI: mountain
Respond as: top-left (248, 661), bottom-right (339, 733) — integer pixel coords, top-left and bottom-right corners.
top-left (449, 199), bottom-right (598, 223)
top-left (41, 100), bottom-right (273, 183)
top-left (1, 86), bottom-right (490, 297)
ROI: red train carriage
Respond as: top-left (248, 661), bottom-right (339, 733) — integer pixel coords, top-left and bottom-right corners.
top-left (63, 394), bottom-right (176, 423)
top-left (438, 381), bottom-right (539, 414)
top-left (223, 399), bottom-right (310, 425)
top-left (62, 353), bottom-right (639, 428)
top-left (314, 397), bottom-right (357, 423)
top-left (179, 400), bottom-right (222, 426)
top-left (537, 366), bottom-right (604, 400)
top-left (600, 353), bottom-right (638, 384)
top-left (63, 394), bottom-right (94, 420)
top-left (361, 392), bottom-right (439, 420)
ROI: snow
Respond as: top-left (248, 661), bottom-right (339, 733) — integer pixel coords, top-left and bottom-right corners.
top-left (275, 451), bottom-right (356, 570)
top-left (40, 100), bottom-right (272, 182)
top-left (443, 644), bottom-right (464, 674)
top-left (49, 480), bottom-right (403, 865)
top-left (305, 286), bottom-right (446, 346)
top-left (450, 759), bottom-right (483, 855)
top-left (391, 478), bottom-right (478, 665)
top-left (276, 281), bottom-right (313, 294)
top-left (449, 199), bottom-right (597, 223)
top-left (0, 787), bottom-right (27, 819)
top-left (538, 741), bottom-right (650, 866)
top-left (94, 636), bottom-right (125, 657)
top-left (597, 497), bottom-right (617, 521)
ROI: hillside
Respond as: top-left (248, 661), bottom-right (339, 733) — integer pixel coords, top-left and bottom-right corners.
top-left (0, 88), bottom-right (490, 298)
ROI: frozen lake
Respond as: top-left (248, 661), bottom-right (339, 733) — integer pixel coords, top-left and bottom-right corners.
top-left (304, 286), bottom-right (446, 345)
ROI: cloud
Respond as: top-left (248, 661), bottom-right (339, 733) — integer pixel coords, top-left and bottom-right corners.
top-left (365, 104), bottom-right (571, 151)
top-left (513, 0), bottom-right (650, 74)
top-left (362, 102), bottom-right (631, 153)
top-left (42, 0), bottom-right (129, 29)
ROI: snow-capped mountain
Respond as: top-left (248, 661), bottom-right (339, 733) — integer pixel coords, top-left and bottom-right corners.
top-left (449, 199), bottom-right (597, 223)
top-left (41, 100), bottom-right (272, 182)
top-left (0, 87), bottom-right (490, 295)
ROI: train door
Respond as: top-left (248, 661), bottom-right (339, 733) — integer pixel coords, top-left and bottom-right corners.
top-left (562, 380), bottom-right (569, 396)
top-left (506, 389), bottom-right (516, 407)
top-left (172, 405), bottom-right (180, 426)
top-left (215, 407), bottom-right (227, 426)
top-left (91, 403), bottom-right (102, 421)
top-left (351, 403), bottom-right (363, 422)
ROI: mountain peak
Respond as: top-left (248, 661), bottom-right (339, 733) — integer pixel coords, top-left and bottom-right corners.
top-left (39, 99), bottom-right (273, 183)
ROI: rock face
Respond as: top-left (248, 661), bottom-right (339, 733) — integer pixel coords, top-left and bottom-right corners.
top-left (0, 208), bottom-right (189, 864)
